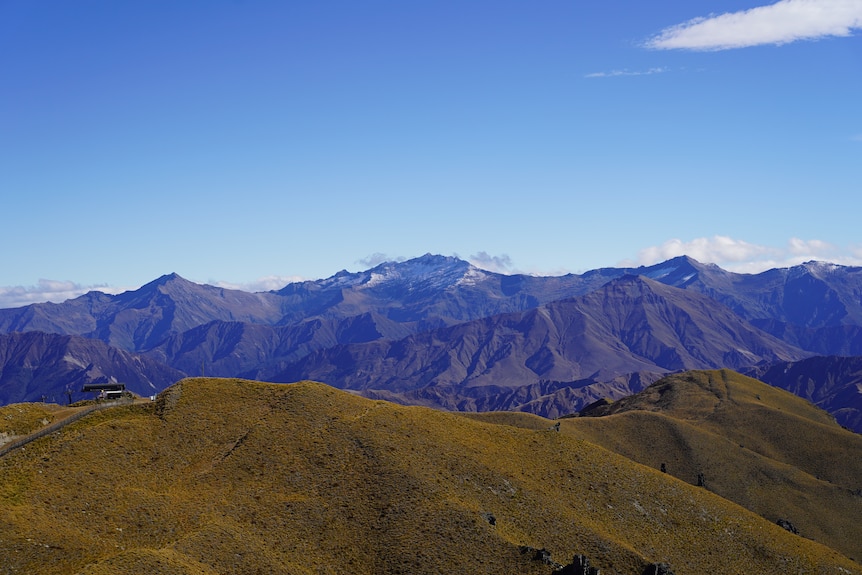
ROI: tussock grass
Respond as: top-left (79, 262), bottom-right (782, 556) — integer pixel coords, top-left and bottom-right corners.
top-left (0, 402), bottom-right (71, 440)
top-left (561, 369), bottom-right (862, 562)
top-left (0, 376), bottom-right (860, 574)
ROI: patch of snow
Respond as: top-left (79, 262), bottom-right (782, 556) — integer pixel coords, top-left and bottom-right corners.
top-left (734, 348), bottom-right (758, 361)
top-left (456, 267), bottom-right (488, 287)
top-left (62, 354), bottom-right (87, 369)
top-left (803, 261), bottom-right (839, 278)
top-left (363, 273), bottom-right (388, 288)
top-left (643, 266), bottom-right (677, 280)
top-left (319, 270), bottom-right (369, 289)
top-left (680, 273), bottom-right (696, 283)
top-left (356, 256), bottom-right (472, 291)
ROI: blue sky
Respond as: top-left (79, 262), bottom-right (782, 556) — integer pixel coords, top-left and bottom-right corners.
top-left (2, 0), bottom-right (860, 307)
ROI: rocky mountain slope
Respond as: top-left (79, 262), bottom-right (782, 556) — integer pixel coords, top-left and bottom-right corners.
top-left (0, 332), bottom-right (184, 404)
top-left (0, 273), bottom-right (286, 351)
top-left (267, 275), bottom-right (807, 409)
top-left (1, 377), bottom-right (859, 574)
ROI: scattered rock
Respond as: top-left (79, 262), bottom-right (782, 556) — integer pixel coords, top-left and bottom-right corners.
top-left (777, 518), bottom-right (799, 535)
top-left (558, 553), bottom-right (601, 574)
top-left (481, 512), bottom-right (496, 526)
top-left (519, 550), bottom-right (676, 575)
top-left (519, 546), bottom-right (561, 569)
top-left (641, 563), bottom-right (674, 575)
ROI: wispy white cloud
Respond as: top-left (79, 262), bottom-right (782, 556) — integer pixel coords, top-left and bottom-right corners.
top-left (629, 235), bottom-right (862, 273)
top-left (646, 0), bottom-right (862, 51)
top-left (585, 67), bottom-right (668, 78)
top-left (357, 253), bottom-right (406, 268)
top-left (634, 236), bottom-right (778, 267)
top-left (469, 252), bottom-right (514, 273)
top-left (0, 280), bottom-right (126, 309)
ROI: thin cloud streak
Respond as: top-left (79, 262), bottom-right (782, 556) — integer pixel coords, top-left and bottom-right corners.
top-left (585, 67), bottom-right (668, 78)
top-left (646, 0), bottom-right (862, 51)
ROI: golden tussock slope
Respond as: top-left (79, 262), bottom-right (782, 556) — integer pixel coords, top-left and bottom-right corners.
top-left (0, 402), bottom-right (71, 439)
top-left (545, 369), bottom-right (862, 562)
top-left (0, 377), bottom-right (860, 575)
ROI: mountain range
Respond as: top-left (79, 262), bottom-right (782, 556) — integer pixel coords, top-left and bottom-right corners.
top-left (1, 254), bottom-right (861, 431)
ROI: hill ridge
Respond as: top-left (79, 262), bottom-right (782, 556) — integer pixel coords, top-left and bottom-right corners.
top-left (1, 377), bottom-right (860, 574)
top-left (565, 369), bottom-right (862, 561)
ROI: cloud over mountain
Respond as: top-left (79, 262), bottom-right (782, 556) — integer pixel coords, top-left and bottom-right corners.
top-left (0, 279), bottom-right (119, 309)
top-left (646, 0), bottom-right (862, 50)
top-left (631, 235), bottom-right (862, 273)
top-left (468, 251), bottom-right (514, 273)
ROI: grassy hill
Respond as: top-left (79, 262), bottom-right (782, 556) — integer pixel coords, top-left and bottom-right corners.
top-left (0, 377), bottom-right (860, 574)
top-left (0, 401), bottom-right (75, 445)
top-left (541, 370), bottom-right (862, 562)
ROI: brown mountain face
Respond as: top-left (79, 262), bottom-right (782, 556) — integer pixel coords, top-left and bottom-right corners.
top-left (359, 371), bottom-right (666, 419)
top-left (144, 312), bottom-right (417, 380)
top-left (0, 332), bottom-right (185, 404)
top-left (1, 377), bottom-right (859, 575)
top-left (0, 273), bottom-right (286, 352)
top-left (561, 370), bottom-right (862, 562)
top-left (85, 274), bottom-right (287, 351)
top-left (270, 276), bottom-right (809, 413)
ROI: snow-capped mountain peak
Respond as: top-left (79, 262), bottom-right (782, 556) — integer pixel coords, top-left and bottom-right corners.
top-left (358, 254), bottom-right (476, 291)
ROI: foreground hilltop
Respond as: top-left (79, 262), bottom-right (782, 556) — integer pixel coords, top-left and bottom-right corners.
top-left (1, 377), bottom-right (859, 574)
top-left (568, 370), bottom-right (862, 561)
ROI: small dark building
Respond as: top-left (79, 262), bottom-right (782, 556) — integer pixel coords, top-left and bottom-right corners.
top-left (81, 383), bottom-right (126, 400)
